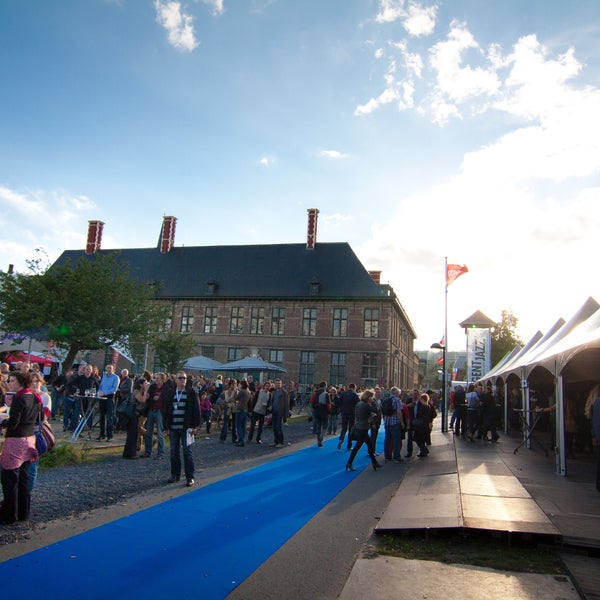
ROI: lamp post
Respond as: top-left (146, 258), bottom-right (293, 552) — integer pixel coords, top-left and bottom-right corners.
top-left (430, 342), bottom-right (448, 432)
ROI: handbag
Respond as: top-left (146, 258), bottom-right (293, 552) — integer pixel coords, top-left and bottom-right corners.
top-left (35, 412), bottom-right (48, 455)
top-left (117, 400), bottom-right (135, 419)
top-left (41, 418), bottom-right (56, 450)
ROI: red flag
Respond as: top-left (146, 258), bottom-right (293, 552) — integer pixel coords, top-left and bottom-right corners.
top-left (446, 264), bottom-right (468, 287)
top-left (437, 356), bottom-right (444, 365)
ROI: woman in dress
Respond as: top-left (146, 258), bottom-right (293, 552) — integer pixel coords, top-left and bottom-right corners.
top-left (0, 371), bottom-right (41, 524)
top-left (123, 377), bottom-right (148, 459)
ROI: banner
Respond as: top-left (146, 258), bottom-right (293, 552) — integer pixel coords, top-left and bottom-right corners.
top-left (466, 328), bottom-right (491, 382)
top-left (446, 264), bottom-right (468, 287)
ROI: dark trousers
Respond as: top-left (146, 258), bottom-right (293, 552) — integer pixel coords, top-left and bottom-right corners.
top-left (339, 414), bottom-right (355, 449)
top-left (248, 412), bottom-right (265, 441)
top-left (123, 414), bottom-right (138, 458)
top-left (454, 405), bottom-right (467, 436)
top-left (98, 395), bottom-right (115, 438)
top-left (169, 428), bottom-right (195, 481)
top-left (1, 462), bottom-right (31, 523)
top-left (348, 429), bottom-right (376, 465)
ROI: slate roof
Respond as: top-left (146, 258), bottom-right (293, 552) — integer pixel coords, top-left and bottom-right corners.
top-left (54, 242), bottom-right (388, 301)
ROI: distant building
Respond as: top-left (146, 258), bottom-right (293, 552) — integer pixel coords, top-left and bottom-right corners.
top-left (54, 210), bottom-right (418, 388)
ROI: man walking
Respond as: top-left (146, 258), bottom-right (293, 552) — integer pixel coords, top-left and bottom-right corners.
top-left (163, 371), bottom-right (200, 487)
top-left (337, 383), bottom-right (359, 451)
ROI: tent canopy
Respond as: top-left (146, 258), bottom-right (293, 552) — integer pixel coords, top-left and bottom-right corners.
top-left (218, 356), bottom-right (286, 373)
top-left (184, 355), bottom-right (223, 371)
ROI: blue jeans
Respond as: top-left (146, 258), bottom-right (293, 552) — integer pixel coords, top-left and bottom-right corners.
top-left (169, 428), bottom-right (194, 481)
top-left (235, 411), bottom-right (248, 445)
top-left (272, 412), bottom-right (284, 445)
top-left (145, 409), bottom-right (165, 456)
top-left (220, 408), bottom-right (230, 441)
top-left (384, 422), bottom-right (402, 460)
top-left (327, 413), bottom-right (339, 434)
top-left (28, 460), bottom-right (38, 493)
top-left (51, 389), bottom-right (63, 420)
top-left (63, 396), bottom-right (80, 431)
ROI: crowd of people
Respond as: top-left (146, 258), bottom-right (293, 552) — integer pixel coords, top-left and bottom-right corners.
top-left (2, 357), bottom-right (598, 526)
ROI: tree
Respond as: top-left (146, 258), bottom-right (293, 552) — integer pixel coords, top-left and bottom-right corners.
top-left (153, 331), bottom-right (197, 374)
top-left (491, 309), bottom-right (523, 367)
top-left (0, 253), bottom-right (170, 370)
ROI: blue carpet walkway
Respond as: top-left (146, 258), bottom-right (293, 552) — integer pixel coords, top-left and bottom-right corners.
top-left (1, 436), bottom-right (379, 599)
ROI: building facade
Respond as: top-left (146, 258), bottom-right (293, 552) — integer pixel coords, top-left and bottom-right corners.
top-left (56, 211), bottom-right (418, 389)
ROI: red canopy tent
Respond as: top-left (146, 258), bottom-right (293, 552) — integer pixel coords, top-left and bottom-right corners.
top-left (4, 350), bottom-right (55, 367)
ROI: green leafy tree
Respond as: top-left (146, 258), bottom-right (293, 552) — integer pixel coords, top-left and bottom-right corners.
top-left (491, 309), bottom-right (522, 367)
top-left (153, 330), bottom-right (196, 374)
top-left (0, 253), bottom-right (170, 370)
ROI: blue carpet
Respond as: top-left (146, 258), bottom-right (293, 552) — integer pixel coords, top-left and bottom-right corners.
top-left (1, 436), bottom-right (381, 599)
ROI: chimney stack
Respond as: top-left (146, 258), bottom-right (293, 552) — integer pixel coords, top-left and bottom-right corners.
top-left (160, 216), bottom-right (177, 253)
top-left (368, 270), bottom-right (382, 284)
top-left (306, 208), bottom-right (319, 249)
top-left (86, 220), bottom-right (104, 254)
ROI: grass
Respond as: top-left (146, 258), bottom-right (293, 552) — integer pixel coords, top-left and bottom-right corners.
top-left (38, 441), bottom-right (98, 468)
top-left (375, 530), bottom-right (566, 575)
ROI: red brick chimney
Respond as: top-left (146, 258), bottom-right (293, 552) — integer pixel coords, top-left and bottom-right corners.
top-left (368, 270), bottom-right (382, 284)
top-left (85, 220), bottom-right (104, 254)
top-left (306, 208), bottom-right (319, 249)
top-left (160, 216), bottom-right (177, 254)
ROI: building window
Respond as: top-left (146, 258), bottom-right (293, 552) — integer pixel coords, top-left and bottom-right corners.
top-left (361, 353), bottom-right (379, 385)
top-left (229, 307), bottom-right (244, 334)
top-left (227, 347), bottom-right (243, 362)
top-left (180, 306), bottom-right (194, 333)
top-left (160, 317), bottom-right (172, 332)
top-left (201, 346), bottom-right (215, 358)
top-left (363, 308), bottom-right (379, 338)
top-left (302, 307), bottom-right (317, 336)
top-left (299, 351), bottom-right (315, 384)
top-left (271, 307), bottom-right (286, 335)
top-left (203, 307), bottom-right (218, 334)
top-left (269, 349), bottom-right (283, 366)
top-left (329, 352), bottom-right (346, 385)
top-left (332, 308), bottom-right (348, 337)
top-left (250, 307), bottom-right (265, 335)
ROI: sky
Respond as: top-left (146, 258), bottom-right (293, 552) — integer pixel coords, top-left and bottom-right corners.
top-left (1, 0), bottom-right (599, 352)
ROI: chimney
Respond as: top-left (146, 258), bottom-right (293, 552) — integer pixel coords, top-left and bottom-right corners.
top-left (160, 216), bottom-right (177, 253)
top-left (306, 208), bottom-right (319, 249)
top-left (86, 220), bottom-right (104, 254)
top-left (368, 270), bottom-right (382, 284)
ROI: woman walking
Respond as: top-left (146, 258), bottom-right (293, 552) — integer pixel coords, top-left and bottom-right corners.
top-left (345, 389), bottom-right (382, 472)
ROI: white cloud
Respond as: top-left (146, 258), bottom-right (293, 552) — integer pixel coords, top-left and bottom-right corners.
top-left (259, 156), bottom-right (275, 166)
top-left (154, 1), bottom-right (199, 53)
top-left (203, 0), bottom-right (224, 16)
top-left (376, 0), bottom-right (437, 37)
top-left (321, 213), bottom-right (353, 226)
top-left (404, 2), bottom-right (437, 37)
top-left (319, 150), bottom-right (348, 159)
top-left (0, 186), bottom-right (98, 273)
top-left (429, 21), bottom-right (501, 104)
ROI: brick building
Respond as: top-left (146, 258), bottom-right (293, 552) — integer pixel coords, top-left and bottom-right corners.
top-left (56, 210), bottom-right (418, 388)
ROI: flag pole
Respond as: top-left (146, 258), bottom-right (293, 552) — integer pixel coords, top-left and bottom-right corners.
top-left (443, 256), bottom-right (448, 432)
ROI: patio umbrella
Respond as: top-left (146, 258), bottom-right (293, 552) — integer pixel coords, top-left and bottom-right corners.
top-left (218, 356), bottom-right (286, 373)
top-left (184, 355), bottom-right (224, 371)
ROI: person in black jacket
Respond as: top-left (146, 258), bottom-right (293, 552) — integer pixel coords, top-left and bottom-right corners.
top-left (337, 383), bottom-right (359, 451)
top-left (0, 371), bottom-right (41, 524)
top-left (163, 371), bottom-right (200, 487)
top-left (413, 393), bottom-right (432, 458)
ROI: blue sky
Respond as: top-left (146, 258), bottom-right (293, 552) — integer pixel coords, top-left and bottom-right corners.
top-left (1, 0), bottom-right (599, 352)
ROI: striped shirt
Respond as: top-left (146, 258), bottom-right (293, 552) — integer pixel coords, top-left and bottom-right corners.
top-left (171, 388), bottom-right (188, 430)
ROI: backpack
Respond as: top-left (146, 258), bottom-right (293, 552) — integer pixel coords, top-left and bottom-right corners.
top-left (381, 396), bottom-right (395, 416)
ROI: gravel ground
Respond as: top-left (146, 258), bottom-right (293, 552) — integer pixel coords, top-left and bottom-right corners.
top-left (0, 415), bottom-right (318, 548)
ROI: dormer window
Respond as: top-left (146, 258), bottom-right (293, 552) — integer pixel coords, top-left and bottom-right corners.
top-left (206, 280), bottom-right (217, 295)
top-left (309, 278), bottom-right (320, 296)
